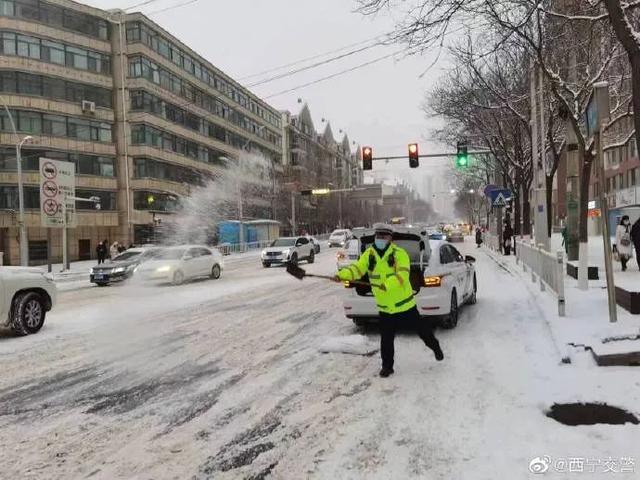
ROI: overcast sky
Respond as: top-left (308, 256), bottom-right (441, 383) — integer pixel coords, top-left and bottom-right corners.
top-left (84, 0), bottom-right (454, 195)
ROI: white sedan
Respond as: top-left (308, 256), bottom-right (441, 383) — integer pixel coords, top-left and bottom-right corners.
top-left (342, 239), bottom-right (477, 329)
top-left (136, 245), bottom-right (224, 285)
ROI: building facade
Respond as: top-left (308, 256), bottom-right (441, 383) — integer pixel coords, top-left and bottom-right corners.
top-left (280, 104), bottom-right (365, 235)
top-left (0, 0), bottom-right (282, 264)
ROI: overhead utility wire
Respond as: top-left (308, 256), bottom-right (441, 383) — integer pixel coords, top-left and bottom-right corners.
top-left (124, 0), bottom-right (163, 11)
top-left (263, 46), bottom-right (420, 99)
top-left (246, 42), bottom-right (385, 88)
top-left (238, 33), bottom-right (391, 81)
top-left (147, 0), bottom-right (201, 15)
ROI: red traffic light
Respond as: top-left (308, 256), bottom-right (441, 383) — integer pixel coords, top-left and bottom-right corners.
top-left (362, 146), bottom-right (373, 170)
top-left (408, 143), bottom-right (419, 168)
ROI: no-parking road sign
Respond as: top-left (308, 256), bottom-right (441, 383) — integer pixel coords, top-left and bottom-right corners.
top-left (39, 158), bottom-right (75, 228)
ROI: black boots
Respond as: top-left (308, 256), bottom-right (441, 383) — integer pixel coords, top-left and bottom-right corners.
top-left (379, 367), bottom-right (394, 377)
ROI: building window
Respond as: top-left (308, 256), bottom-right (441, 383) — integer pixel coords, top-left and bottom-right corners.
top-left (134, 190), bottom-right (179, 212)
top-left (76, 189), bottom-right (116, 210)
top-left (0, 31), bottom-right (110, 74)
top-left (0, 149), bottom-right (115, 177)
top-left (0, 109), bottom-right (112, 142)
top-left (125, 22), bottom-right (281, 128)
top-left (0, 1), bottom-right (110, 39)
top-left (618, 173), bottom-right (624, 189)
top-left (134, 157), bottom-right (209, 186)
top-left (0, 70), bottom-right (112, 108)
top-left (130, 123), bottom-right (228, 166)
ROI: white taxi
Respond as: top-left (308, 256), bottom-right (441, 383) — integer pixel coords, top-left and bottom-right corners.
top-left (342, 228), bottom-right (477, 329)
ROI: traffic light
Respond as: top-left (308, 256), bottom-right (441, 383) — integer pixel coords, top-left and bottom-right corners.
top-left (147, 194), bottom-right (155, 206)
top-left (362, 146), bottom-right (373, 170)
top-left (408, 143), bottom-right (419, 168)
top-left (456, 141), bottom-right (468, 168)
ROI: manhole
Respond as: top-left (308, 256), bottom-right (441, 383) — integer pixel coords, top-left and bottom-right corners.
top-left (547, 403), bottom-right (639, 426)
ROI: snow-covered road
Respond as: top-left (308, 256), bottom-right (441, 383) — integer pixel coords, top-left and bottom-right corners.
top-left (0, 241), bottom-right (637, 479)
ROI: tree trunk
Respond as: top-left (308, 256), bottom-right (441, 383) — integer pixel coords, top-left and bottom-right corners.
top-left (545, 174), bottom-right (554, 238)
top-left (632, 57), bottom-right (640, 161)
top-left (513, 193), bottom-right (521, 236)
top-left (602, 0), bottom-right (640, 162)
top-left (579, 157), bottom-right (593, 242)
top-left (521, 183), bottom-right (531, 236)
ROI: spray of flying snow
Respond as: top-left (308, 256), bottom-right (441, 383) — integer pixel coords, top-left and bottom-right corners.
top-left (167, 152), bottom-right (274, 245)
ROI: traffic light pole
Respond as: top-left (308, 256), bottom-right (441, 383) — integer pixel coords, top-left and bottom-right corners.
top-left (366, 150), bottom-right (490, 162)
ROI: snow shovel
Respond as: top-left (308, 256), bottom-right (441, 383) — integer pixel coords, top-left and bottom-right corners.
top-left (285, 263), bottom-right (385, 291)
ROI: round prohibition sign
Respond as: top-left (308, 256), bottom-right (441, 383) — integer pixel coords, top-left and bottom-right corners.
top-left (42, 161), bottom-right (57, 179)
top-left (42, 180), bottom-right (58, 198)
top-left (43, 199), bottom-right (59, 216)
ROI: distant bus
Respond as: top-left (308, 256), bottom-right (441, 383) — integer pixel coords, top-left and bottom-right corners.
top-left (390, 217), bottom-right (407, 225)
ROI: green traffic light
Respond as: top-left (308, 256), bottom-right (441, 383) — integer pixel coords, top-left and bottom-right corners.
top-left (456, 155), bottom-right (468, 168)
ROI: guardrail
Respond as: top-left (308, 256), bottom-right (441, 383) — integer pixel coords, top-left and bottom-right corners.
top-left (515, 239), bottom-right (566, 316)
top-left (217, 233), bottom-right (332, 255)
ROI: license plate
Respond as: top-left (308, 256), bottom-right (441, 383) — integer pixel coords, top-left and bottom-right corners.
top-left (94, 274), bottom-right (104, 280)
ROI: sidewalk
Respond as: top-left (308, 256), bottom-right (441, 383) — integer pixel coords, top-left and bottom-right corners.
top-left (484, 245), bottom-right (640, 363)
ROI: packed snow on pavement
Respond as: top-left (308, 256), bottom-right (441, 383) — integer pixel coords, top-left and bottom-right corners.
top-left (0, 240), bottom-right (638, 479)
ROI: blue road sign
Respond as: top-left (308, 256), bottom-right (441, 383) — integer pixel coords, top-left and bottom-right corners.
top-left (489, 189), bottom-right (512, 207)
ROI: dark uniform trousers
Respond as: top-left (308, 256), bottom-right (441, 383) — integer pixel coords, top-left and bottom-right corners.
top-left (379, 306), bottom-right (441, 370)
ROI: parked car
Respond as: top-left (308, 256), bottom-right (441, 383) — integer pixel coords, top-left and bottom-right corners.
top-left (447, 229), bottom-right (465, 243)
top-left (90, 247), bottom-right (161, 286)
top-left (0, 267), bottom-right (56, 335)
top-left (136, 245), bottom-right (224, 285)
top-left (336, 238), bottom-right (360, 270)
top-left (428, 231), bottom-right (447, 241)
top-left (261, 236), bottom-right (315, 267)
top-left (342, 228), bottom-right (477, 329)
top-left (307, 236), bottom-right (321, 254)
top-left (328, 229), bottom-right (351, 248)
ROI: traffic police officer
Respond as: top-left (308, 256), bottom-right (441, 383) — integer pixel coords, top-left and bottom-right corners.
top-left (337, 224), bottom-right (444, 377)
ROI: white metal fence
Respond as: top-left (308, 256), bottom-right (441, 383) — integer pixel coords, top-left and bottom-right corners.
top-left (515, 239), bottom-right (566, 316)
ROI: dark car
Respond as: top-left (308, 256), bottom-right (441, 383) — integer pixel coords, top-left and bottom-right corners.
top-left (90, 247), bottom-right (161, 286)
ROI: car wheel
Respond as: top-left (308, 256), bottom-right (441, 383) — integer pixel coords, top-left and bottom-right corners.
top-left (262, 262), bottom-right (271, 268)
top-left (468, 274), bottom-right (477, 305)
top-left (308, 250), bottom-right (315, 264)
top-left (10, 291), bottom-right (46, 336)
top-left (210, 264), bottom-right (221, 279)
top-left (290, 253), bottom-right (298, 266)
top-left (441, 289), bottom-right (459, 329)
top-left (172, 270), bottom-right (185, 286)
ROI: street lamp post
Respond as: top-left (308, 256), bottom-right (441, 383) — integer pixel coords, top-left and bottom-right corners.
top-left (1, 96), bottom-right (32, 266)
top-left (16, 135), bottom-right (33, 266)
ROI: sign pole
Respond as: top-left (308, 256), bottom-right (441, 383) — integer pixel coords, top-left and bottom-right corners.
top-left (62, 199), bottom-right (68, 272)
top-left (47, 227), bottom-right (52, 273)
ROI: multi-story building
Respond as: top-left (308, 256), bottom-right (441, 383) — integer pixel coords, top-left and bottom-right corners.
top-left (280, 103), bottom-right (364, 234)
top-left (0, 0), bottom-right (282, 265)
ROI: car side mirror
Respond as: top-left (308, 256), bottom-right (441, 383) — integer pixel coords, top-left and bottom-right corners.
top-left (465, 255), bottom-right (476, 263)
top-left (184, 254), bottom-right (193, 261)
top-left (295, 242), bottom-right (302, 247)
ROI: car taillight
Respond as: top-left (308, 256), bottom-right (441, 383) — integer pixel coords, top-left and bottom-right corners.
top-left (424, 276), bottom-right (442, 287)
top-left (336, 252), bottom-right (346, 260)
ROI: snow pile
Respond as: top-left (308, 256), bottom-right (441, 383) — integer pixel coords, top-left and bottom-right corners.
top-left (319, 335), bottom-right (378, 356)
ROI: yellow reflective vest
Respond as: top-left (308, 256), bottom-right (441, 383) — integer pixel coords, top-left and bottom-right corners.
top-left (338, 243), bottom-right (415, 314)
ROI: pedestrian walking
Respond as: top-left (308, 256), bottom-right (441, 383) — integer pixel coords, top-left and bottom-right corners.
top-left (110, 241), bottom-right (119, 260)
top-left (503, 222), bottom-right (514, 256)
top-left (631, 217), bottom-right (640, 270)
top-left (616, 215), bottom-right (633, 271)
top-left (336, 223), bottom-right (444, 377)
top-left (96, 241), bottom-right (107, 264)
top-left (475, 227), bottom-right (483, 248)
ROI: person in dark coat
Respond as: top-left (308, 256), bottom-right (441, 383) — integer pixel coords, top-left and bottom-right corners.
top-left (475, 227), bottom-right (483, 248)
top-left (96, 240), bottom-right (107, 264)
top-left (631, 217), bottom-right (640, 269)
top-left (503, 222), bottom-right (514, 256)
